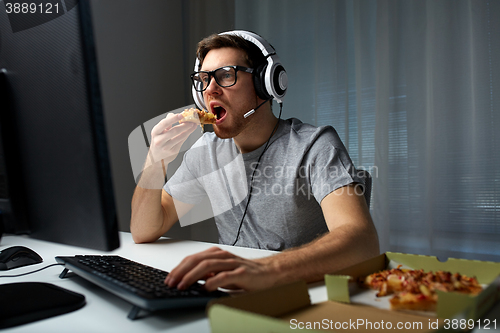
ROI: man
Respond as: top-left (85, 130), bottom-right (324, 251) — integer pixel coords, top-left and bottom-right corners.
top-left (130, 31), bottom-right (379, 292)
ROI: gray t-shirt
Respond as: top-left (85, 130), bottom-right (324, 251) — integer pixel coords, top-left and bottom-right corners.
top-left (164, 118), bottom-right (362, 250)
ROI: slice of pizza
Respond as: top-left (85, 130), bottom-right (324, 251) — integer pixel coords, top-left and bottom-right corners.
top-left (179, 108), bottom-right (217, 125)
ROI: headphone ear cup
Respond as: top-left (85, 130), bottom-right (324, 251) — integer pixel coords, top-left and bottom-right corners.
top-left (253, 63), bottom-right (271, 100)
top-left (272, 64), bottom-right (287, 99)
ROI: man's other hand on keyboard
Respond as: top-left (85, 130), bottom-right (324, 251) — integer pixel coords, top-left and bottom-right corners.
top-left (164, 247), bottom-right (277, 292)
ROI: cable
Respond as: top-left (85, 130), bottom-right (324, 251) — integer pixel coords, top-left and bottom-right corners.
top-left (232, 102), bottom-right (283, 246)
top-left (0, 263), bottom-right (64, 278)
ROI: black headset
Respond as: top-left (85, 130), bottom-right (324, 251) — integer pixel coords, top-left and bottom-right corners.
top-left (192, 30), bottom-right (288, 110)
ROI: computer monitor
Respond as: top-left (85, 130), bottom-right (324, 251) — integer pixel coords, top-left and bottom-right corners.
top-left (0, 1), bottom-right (119, 251)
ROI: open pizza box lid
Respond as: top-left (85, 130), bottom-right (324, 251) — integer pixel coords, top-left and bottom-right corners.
top-left (207, 252), bottom-right (500, 332)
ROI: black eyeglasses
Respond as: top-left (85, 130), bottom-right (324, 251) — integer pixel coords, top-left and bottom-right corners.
top-left (191, 65), bottom-right (254, 92)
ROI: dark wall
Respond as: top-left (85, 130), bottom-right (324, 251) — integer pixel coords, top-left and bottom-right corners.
top-left (90, 0), bottom-right (235, 242)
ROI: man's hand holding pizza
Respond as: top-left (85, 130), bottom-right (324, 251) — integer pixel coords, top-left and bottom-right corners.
top-left (139, 113), bottom-right (197, 190)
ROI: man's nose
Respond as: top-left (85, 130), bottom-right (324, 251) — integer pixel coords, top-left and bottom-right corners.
top-left (204, 76), bottom-right (222, 95)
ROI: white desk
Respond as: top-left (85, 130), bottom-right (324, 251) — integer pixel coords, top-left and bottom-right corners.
top-left (0, 232), bottom-right (329, 333)
top-left (3, 233), bottom-right (498, 332)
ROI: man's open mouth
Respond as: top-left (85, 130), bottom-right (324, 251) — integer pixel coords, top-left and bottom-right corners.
top-left (212, 105), bottom-right (227, 124)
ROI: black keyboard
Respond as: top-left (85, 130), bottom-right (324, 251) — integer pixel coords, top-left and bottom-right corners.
top-left (55, 255), bottom-right (228, 319)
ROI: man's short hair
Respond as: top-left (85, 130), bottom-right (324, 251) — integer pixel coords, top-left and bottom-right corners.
top-left (196, 33), bottom-right (267, 70)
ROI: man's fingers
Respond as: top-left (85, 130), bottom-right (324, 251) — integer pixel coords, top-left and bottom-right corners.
top-left (151, 113), bottom-right (183, 136)
top-left (176, 258), bottom-right (241, 290)
top-left (171, 123), bottom-right (198, 144)
top-left (158, 125), bottom-right (195, 154)
top-left (204, 269), bottom-right (245, 291)
top-left (150, 122), bottom-right (197, 163)
top-left (168, 247), bottom-right (234, 280)
top-left (165, 247), bottom-right (235, 287)
top-left (154, 122), bottom-right (196, 145)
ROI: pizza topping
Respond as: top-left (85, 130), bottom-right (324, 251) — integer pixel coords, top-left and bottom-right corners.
top-left (359, 266), bottom-right (482, 312)
top-left (419, 284), bottom-right (431, 297)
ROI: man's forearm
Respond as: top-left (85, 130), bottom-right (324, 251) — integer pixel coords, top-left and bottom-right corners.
top-left (258, 224), bottom-right (379, 286)
top-left (130, 116), bottom-right (198, 244)
top-left (130, 187), bottom-right (167, 243)
top-left (130, 160), bottom-right (171, 243)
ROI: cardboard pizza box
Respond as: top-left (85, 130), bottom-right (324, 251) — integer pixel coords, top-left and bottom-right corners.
top-left (207, 252), bottom-right (500, 332)
top-left (327, 252), bottom-right (500, 320)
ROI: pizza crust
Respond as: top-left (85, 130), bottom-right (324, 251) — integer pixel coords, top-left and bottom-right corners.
top-left (390, 292), bottom-right (437, 312)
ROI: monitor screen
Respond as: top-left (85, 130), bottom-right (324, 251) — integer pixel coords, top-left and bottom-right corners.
top-left (0, 0), bottom-right (119, 251)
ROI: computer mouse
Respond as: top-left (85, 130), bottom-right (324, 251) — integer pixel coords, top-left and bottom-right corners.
top-left (0, 246), bottom-right (43, 270)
